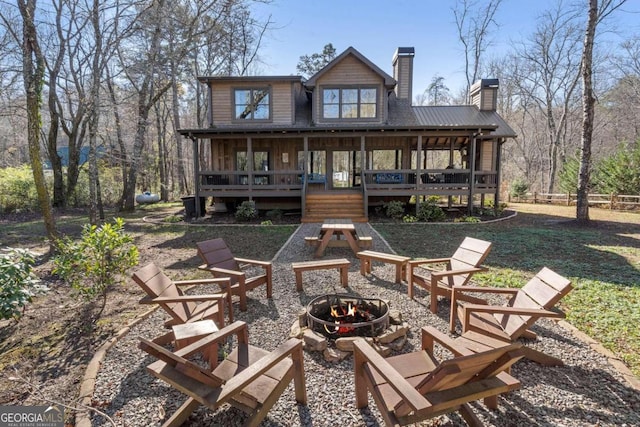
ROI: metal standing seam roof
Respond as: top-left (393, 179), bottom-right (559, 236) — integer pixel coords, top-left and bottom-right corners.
top-left (412, 105), bottom-right (517, 138)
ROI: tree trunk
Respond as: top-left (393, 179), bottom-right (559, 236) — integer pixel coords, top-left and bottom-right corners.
top-left (155, 102), bottom-right (169, 201)
top-left (45, 2), bottom-right (66, 208)
top-left (46, 112), bottom-right (65, 207)
top-left (18, 0), bottom-right (58, 247)
top-left (170, 64), bottom-right (187, 194)
top-left (105, 68), bottom-right (128, 210)
top-left (123, 112), bottom-right (148, 211)
top-left (87, 0), bottom-right (104, 225)
top-left (577, 0), bottom-right (598, 222)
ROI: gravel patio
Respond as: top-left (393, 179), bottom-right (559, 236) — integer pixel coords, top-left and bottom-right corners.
top-left (90, 223), bottom-right (640, 426)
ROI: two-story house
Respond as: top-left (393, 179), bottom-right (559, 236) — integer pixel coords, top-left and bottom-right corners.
top-left (178, 46), bottom-right (516, 221)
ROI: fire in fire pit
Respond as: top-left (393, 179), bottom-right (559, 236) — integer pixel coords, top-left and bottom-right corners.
top-left (306, 294), bottom-right (389, 338)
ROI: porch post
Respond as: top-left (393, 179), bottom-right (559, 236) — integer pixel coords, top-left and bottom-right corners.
top-left (192, 135), bottom-right (201, 217)
top-left (448, 137), bottom-right (453, 209)
top-left (247, 137), bottom-right (253, 200)
top-left (495, 138), bottom-right (503, 213)
top-left (360, 135), bottom-right (367, 219)
top-left (416, 135), bottom-right (422, 215)
top-left (467, 131), bottom-right (478, 214)
top-left (302, 136), bottom-right (308, 215)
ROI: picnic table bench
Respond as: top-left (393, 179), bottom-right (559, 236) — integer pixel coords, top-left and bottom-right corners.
top-left (304, 220), bottom-right (373, 254)
top-left (291, 258), bottom-right (351, 291)
top-left (357, 250), bottom-right (411, 284)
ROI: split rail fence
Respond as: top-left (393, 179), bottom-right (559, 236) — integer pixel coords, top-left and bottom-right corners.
top-left (508, 193), bottom-right (640, 210)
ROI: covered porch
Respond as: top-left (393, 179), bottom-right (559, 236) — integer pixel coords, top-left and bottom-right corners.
top-left (182, 126), bottom-right (506, 220)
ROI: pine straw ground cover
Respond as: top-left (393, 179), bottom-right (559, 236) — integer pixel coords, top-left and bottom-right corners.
top-left (0, 202), bottom-right (638, 424)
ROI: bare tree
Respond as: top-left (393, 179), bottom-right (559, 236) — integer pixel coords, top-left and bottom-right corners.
top-left (512, 2), bottom-right (583, 193)
top-left (13, 0), bottom-right (58, 245)
top-left (115, 0), bottom-right (173, 211)
top-left (453, 0), bottom-right (503, 98)
top-left (576, 0), bottom-right (627, 222)
top-left (601, 37), bottom-right (640, 145)
top-left (85, 0), bottom-right (126, 223)
top-left (44, 0), bottom-right (67, 208)
top-left (164, 1), bottom-right (235, 196)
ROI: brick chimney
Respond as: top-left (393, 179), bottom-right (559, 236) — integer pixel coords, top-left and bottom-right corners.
top-left (470, 79), bottom-right (499, 110)
top-left (392, 47), bottom-right (415, 101)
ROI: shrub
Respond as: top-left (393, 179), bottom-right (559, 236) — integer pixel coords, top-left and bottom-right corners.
top-left (480, 201), bottom-right (508, 217)
top-left (509, 177), bottom-right (529, 198)
top-left (0, 165), bottom-right (126, 213)
top-left (383, 200), bottom-right (405, 219)
top-left (0, 247), bottom-right (47, 321)
top-left (454, 216), bottom-right (481, 223)
top-left (0, 166), bottom-right (41, 213)
top-left (266, 209), bottom-right (283, 221)
top-left (416, 200), bottom-right (446, 222)
top-left (402, 215), bottom-right (418, 223)
top-left (234, 201), bottom-right (258, 222)
top-left (261, 220), bottom-right (273, 225)
top-left (426, 195), bottom-right (441, 204)
top-left (68, 165), bottom-right (123, 208)
top-left (53, 218), bottom-right (139, 315)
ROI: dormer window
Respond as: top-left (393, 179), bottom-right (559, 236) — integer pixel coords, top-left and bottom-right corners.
top-left (234, 87), bottom-right (270, 120)
top-left (322, 87), bottom-right (377, 119)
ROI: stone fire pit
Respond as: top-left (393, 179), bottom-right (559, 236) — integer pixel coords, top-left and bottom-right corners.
top-left (306, 294), bottom-right (389, 338)
top-left (289, 294), bottom-right (410, 362)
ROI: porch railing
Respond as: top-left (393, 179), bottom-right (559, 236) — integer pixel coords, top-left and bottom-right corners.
top-left (363, 169), bottom-right (497, 189)
top-left (199, 169), bottom-right (497, 193)
top-left (200, 170), bottom-right (303, 191)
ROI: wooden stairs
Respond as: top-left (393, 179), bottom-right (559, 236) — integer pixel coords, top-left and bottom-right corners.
top-left (302, 192), bottom-right (367, 223)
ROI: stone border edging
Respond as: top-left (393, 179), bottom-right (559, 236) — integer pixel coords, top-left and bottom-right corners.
top-left (75, 306), bottom-right (159, 427)
top-left (558, 320), bottom-right (640, 391)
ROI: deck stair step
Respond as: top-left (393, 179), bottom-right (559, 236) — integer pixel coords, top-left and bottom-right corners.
top-left (302, 192), bottom-right (367, 223)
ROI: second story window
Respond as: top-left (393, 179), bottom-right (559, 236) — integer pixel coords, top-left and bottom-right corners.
top-left (234, 88), bottom-right (270, 120)
top-left (322, 87), bottom-right (377, 119)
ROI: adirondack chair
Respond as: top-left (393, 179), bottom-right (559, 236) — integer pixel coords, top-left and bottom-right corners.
top-left (449, 267), bottom-right (573, 366)
top-left (132, 262), bottom-right (233, 328)
top-left (407, 237), bottom-right (493, 313)
top-left (140, 320), bottom-right (307, 427)
top-left (197, 238), bottom-right (272, 312)
top-left (353, 325), bottom-right (524, 426)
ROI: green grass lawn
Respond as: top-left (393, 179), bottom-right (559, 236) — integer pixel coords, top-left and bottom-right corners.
top-left (373, 203), bottom-right (640, 377)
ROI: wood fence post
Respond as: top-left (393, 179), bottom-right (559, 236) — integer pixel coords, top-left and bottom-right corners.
top-left (534, 192), bottom-right (538, 204)
top-left (610, 194), bottom-right (615, 210)
top-left (566, 193), bottom-right (570, 206)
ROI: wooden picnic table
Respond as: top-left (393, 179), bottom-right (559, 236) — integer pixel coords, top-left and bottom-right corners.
top-left (304, 219), bottom-right (373, 257)
top-left (315, 222), bottom-right (360, 257)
